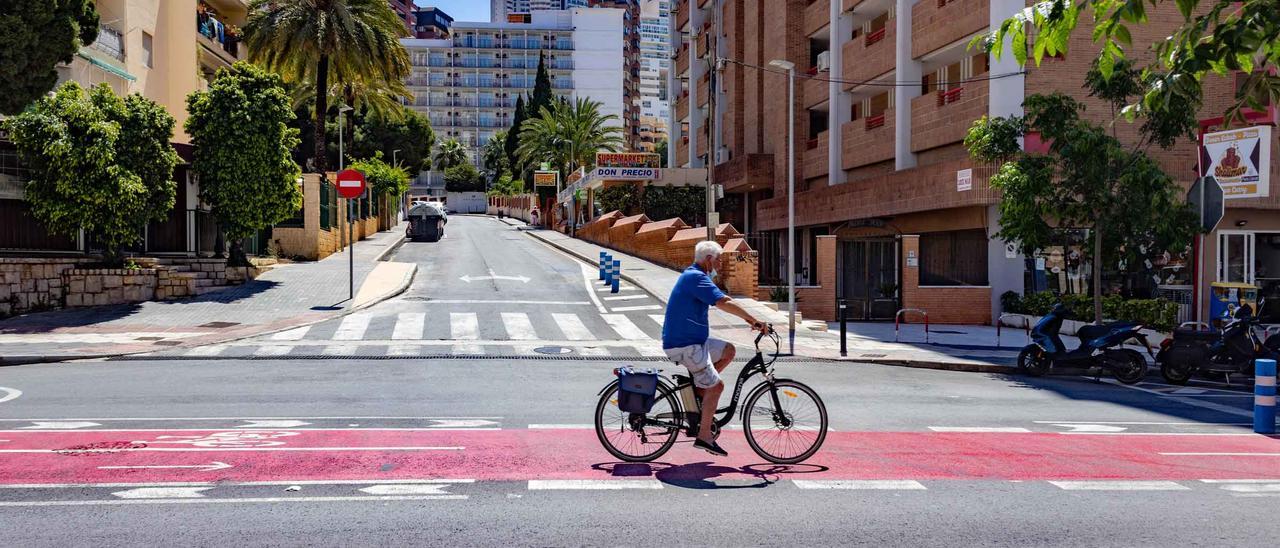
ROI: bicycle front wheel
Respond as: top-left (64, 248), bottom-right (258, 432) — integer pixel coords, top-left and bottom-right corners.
top-left (594, 381), bottom-right (681, 462)
top-left (742, 380), bottom-right (828, 464)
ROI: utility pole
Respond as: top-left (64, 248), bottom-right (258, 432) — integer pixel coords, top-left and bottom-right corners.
top-left (705, 0), bottom-right (720, 242)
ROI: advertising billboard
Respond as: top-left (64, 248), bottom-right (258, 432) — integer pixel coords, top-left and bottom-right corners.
top-left (1200, 126), bottom-right (1272, 199)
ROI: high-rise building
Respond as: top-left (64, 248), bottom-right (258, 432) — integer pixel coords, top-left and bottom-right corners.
top-left (387, 0), bottom-right (417, 32)
top-left (402, 8), bottom-right (626, 193)
top-left (635, 0), bottom-right (669, 152)
top-left (493, 0), bottom-right (566, 21)
top-left (413, 7), bottom-right (454, 39)
top-left (669, 0), bottom-right (1278, 326)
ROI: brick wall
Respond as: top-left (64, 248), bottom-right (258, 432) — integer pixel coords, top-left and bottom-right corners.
top-left (900, 235), bottom-right (992, 324)
top-left (842, 19), bottom-right (894, 85)
top-left (607, 214), bottom-right (651, 254)
top-left (843, 110), bottom-right (896, 169)
top-left (911, 80), bottom-right (989, 153)
top-left (911, 0), bottom-right (989, 59)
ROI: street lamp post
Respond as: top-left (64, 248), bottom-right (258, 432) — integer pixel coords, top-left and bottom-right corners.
top-left (340, 105), bottom-right (355, 301)
top-left (769, 59), bottom-right (797, 355)
top-left (392, 149), bottom-right (403, 217)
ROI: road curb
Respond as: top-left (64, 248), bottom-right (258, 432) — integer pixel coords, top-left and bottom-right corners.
top-left (514, 224), bottom-right (672, 306)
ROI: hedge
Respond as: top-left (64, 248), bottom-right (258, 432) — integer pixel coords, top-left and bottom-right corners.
top-left (1001, 291), bottom-right (1179, 332)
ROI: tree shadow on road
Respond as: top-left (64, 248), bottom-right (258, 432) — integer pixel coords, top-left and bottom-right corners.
top-left (592, 461), bottom-right (830, 490)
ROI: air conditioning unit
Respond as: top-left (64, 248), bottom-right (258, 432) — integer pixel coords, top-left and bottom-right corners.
top-left (715, 147), bottom-right (731, 164)
top-left (816, 51), bottom-right (831, 72)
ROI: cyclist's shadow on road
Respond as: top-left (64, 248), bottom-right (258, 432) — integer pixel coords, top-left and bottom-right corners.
top-left (592, 462), bottom-right (829, 490)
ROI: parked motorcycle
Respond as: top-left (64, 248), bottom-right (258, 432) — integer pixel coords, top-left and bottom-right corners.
top-left (1017, 303), bottom-right (1152, 384)
top-left (1156, 302), bottom-right (1280, 385)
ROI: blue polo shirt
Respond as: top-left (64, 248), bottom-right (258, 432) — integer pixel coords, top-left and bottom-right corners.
top-left (662, 264), bottom-right (727, 349)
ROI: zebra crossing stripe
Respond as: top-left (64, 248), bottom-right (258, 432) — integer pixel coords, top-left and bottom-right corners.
top-left (186, 345), bottom-right (229, 357)
top-left (322, 345), bottom-right (357, 356)
top-left (254, 345), bottom-right (293, 357)
top-left (602, 314), bottom-right (648, 340)
top-left (631, 343), bottom-right (667, 357)
top-left (392, 313), bottom-right (426, 340)
top-left (501, 313), bottom-right (538, 340)
top-left (451, 313), bottom-right (479, 340)
top-left (453, 343), bottom-right (483, 355)
top-left (270, 326), bottom-right (311, 341)
top-left (333, 314), bottom-right (373, 341)
top-left (610, 305), bottom-right (663, 312)
top-left (648, 314), bottom-right (664, 327)
top-left (576, 346), bottom-right (611, 356)
top-left (552, 313), bottom-right (595, 340)
top-left (602, 295), bottom-right (648, 301)
top-left (793, 480), bottom-right (927, 490)
top-left (386, 344), bottom-right (420, 357)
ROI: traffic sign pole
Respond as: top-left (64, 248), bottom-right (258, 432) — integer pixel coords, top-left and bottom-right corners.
top-left (335, 169), bottom-right (368, 303)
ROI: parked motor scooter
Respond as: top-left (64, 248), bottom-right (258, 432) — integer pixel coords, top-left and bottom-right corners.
top-left (1017, 303), bottom-right (1152, 384)
top-left (1156, 301), bottom-right (1280, 385)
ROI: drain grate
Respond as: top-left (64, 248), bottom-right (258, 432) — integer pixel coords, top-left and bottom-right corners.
top-left (150, 340), bottom-right (183, 346)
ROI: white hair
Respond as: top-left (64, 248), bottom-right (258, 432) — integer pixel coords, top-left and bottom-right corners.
top-left (694, 240), bottom-right (723, 263)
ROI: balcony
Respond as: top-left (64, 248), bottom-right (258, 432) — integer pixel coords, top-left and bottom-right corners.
top-left (676, 94), bottom-right (690, 121)
top-left (910, 80), bottom-right (989, 152)
top-left (676, 1), bottom-right (690, 31)
top-left (697, 73), bottom-right (709, 107)
top-left (676, 43), bottom-right (690, 76)
top-left (803, 73), bottom-right (828, 109)
top-left (911, 0), bottom-right (990, 59)
top-left (676, 133), bottom-right (689, 166)
top-left (805, 0), bottom-right (830, 37)
top-left (91, 26), bottom-right (125, 61)
top-left (196, 14), bottom-right (245, 67)
top-left (842, 108), bottom-right (895, 169)
top-left (717, 153), bottom-right (775, 193)
top-left (842, 22), bottom-right (894, 86)
top-left (804, 130), bottom-right (830, 180)
top-left (843, 0), bottom-right (868, 11)
top-left (696, 29), bottom-right (709, 59)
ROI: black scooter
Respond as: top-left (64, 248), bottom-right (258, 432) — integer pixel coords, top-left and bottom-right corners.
top-left (1157, 302), bottom-right (1280, 385)
top-left (1017, 303), bottom-right (1152, 384)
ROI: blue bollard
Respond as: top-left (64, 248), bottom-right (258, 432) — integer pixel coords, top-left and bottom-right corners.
top-left (1256, 359), bottom-right (1277, 434)
top-left (602, 258), bottom-right (613, 285)
top-left (611, 272), bottom-right (621, 294)
top-left (598, 252), bottom-right (607, 280)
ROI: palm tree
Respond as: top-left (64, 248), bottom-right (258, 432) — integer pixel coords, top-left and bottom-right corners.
top-left (517, 98), bottom-right (624, 177)
top-left (434, 139), bottom-right (468, 171)
top-left (243, 0), bottom-right (410, 175)
top-left (481, 130), bottom-right (509, 175)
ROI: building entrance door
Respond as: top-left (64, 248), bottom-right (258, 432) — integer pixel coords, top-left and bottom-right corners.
top-left (839, 239), bottom-right (899, 320)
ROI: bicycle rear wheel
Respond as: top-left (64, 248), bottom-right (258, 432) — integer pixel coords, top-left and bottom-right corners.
top-left (594, 381), bottom-right (681, 462)
top-left (742, 380), bottom-right (827, 464)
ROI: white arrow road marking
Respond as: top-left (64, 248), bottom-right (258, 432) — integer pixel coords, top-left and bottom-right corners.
top-left (1051, 424), bottom-right (1128, 433)
top-left (358, 484), bottom-right (453, 496)
top-left (1049, 481), bottom-right (1190, 491)
top-left (21, 421), bottom-right (100, 430)
top-left (528, 479), bottom-right (662, 490)
top-left (99, 462), bottom-right (232, 472)
top-left (459, 269), bottom-right (530, 283)
top-left (429, 419), bottom-right (499, 428)
top-left (112, 487), bottom-right (213, 499)
top-left (928, 427), bottom-right (1032, 433)
top-left (0, 387), bottom-right (22, 404)
top-left (237, 420), bottom-right (311, 428)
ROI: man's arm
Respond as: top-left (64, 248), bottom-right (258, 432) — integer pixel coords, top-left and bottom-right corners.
top-left (714, 296), bottom-right (766, 330)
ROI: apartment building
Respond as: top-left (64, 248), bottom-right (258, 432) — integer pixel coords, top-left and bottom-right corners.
top-left (388, 0), bottom-right (418, 31)
top-left (670, 0), bottom-right (1279, 325)
top-left (1, 0), bottom-right (250, 255)
top-left (401, 8), bottom-right (626, 181)
top-left (635, 0), bottom-right (671, 153)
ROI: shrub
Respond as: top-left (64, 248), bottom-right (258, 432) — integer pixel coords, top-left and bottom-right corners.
top-left (444, 164), bottom-right (483, 192)
top-left (596, 184), bottom-right (641, 215)
top-left (1002, 290), bottom-right (1179, 332)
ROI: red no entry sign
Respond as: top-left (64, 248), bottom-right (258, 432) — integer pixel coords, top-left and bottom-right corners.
top-left (335, 169), bottom-right (366, 199)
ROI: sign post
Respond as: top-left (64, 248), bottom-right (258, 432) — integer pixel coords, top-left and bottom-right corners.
top-left (336, 169), bottom-right (368, 301)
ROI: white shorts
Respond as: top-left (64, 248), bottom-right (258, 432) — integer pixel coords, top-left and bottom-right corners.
top-left (664, 337), bottom-right (728, 389)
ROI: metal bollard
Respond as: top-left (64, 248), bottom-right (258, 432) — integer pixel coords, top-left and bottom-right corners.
top-left (602, 256), bottom-right (613, 285)
top-left (1256, 358), bottom-right (1277, 434)
top-left (839, 299), bottom-right (848, 357)
top-left (611, 260), bottom-right (621, 289)
top-left (611, 274), bottom-right (621, 294)
top-left (599, 252), bottom-right (607, 280)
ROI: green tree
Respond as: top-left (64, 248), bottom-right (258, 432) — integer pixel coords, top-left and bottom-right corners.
top-left (529, 52), bottom-right (554, 118)
top-left (977, 0), bottom-right (1279, 125)
top-left (505, 94), bottom-right (528, 176)
top-left (486, 172), bottom-right (525, 197)
top-left (350, 154), bottom-right (410, 198)
top-left (966, 88), bottom-right (1197, 322)
top-left (642, 185), bottom-right (705, 225)
top-left (654, 138), bottom-right (669, 168)
top-left (243, 0), bottom-right (410, 175)
top-left (434, 138), bottom-right (468, 171)
top-left (186, 63), bottom-right (302, 266)
top-left (596, 183), bottom-right (642, 215)
top-left (5, 82), bottom-right (178, 265)
top-left (0, 0), bottom-right (99, 114)
top-left (517, 98), bottom-right (624, 178)
top-left (481, 130), bottom-right (510, 176)
top-left (444, 163), bottom-right (483, 193)
top-left (353, 107), bottom-right (435, 173)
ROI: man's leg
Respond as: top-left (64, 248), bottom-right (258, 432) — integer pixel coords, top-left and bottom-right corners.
top-left (697, 380), bottom-right (723, 444)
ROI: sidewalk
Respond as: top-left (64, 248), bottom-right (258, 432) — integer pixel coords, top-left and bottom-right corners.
top-left (0, 222), bottom-right (415, 365)
top-left (505, 216), bottom-right (1023, 372)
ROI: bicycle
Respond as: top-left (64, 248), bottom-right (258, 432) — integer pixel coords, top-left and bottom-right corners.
top-left (593, 326), bottom-right (828, 464)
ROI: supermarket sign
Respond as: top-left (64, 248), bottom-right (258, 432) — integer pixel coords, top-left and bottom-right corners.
top-left (596, 152), bottom-right (660, 168)
top-left (592, 167), bottom-right (662, 181)
top-left (1200, 126), bottom-right (1271, 199)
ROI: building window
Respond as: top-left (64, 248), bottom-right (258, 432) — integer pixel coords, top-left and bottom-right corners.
top-left (919, 229), bottom-right (989, 286)
top-left (142, 32), bottom-right (154, 68)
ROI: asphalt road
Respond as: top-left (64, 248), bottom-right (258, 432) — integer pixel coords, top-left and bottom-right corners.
top-left (1, 216), bottom-right (1276, 547)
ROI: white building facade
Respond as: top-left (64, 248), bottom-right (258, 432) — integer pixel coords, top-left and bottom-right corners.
top-left (402, 8), bottom-right (626, 174)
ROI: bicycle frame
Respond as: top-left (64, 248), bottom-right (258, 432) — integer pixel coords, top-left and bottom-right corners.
top-left (648, 330), bottom-right (782, 433)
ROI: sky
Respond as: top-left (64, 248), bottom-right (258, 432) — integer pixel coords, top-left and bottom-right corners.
top-left (423, 1), bottom-right (491, 23)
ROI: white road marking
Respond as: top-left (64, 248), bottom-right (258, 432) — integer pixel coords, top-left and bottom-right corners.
top-left (602, 314), bottom-right (649, 340)
top-left (0, 416), bottom-right (502, 422)
top-left (113, 487), bottom-right (212, 499)
top-left (430, 419), bottom-right (499, 428)
top-left (603, 294), bottom-right (648, 301)
top-left (185, 345), bottom-right (229, 357)
top-left (1049, 481), bottom-right (1190, 491)
top-left (1050, 424), bottom-right (1128, 433)
top-left (254, 345), bottom-right (293, 357)
top-left (392, 313), bottom-right (426, 340)
top-left (453, 343), bottom-right (484, 355)
top-left (238, 420), bottom-right (311, 428)
top-left (269, 327), bottom-right (311, 341)
top-left (648, 314), bottom-right (665, 327)
top-left (0, 387), bottom-right (21, 404)
top-left (1033, 421), bottom-right (1252, 425)
top-left (387, 344), bottom-right (421, 356)
top-left (597, 285), bottom-right (635, 292)
top-left (610, 305), bottom-right (664, 312)
top-left (527, 479), bottom-right (662, 490)
top-left (451, 313), bottom-right (479, 340)
top-left (576, 346), bottom-right (611, 356)
top-left (0, 333), bottom-right (204, 344)
top-left (1101, 379), bottom-right (1256, 418)
top-left (631, 343), bottom-right (667, 357)
top-left (0, 479), bottom-right (476, 489)
top-left (1161, 453), bottom-right (1280, 457)
top-left (99, 462), bottom-right (232, 472)
top-left (928, 427), bottom-right (1032, 433)
top-left (0, 496), bottom-right (466, 507)
top-left (422, 300), bottom-right (590, 305)
top-left (552, 313), bottom-right (595, 340)
top-left (1213, 483), bottom-right (1280, 493)
top-left (0, 446), bottom-right (463, 454)
top-left (358, 484), bottom-right (454, 496)
top-left (793, 480), bottom-right (927, 490)
top-left (527, 424), bottom-right (595, 429)
top-left (322, 345), bottom-right (357, 356)
top-left (20, 421), bottom-right (100, 430)
top-left (332, 314), bottom-right (373, 341)
top-left (581, 264), bottom-right (608, 314)
top-left (501, 312), bottom-right (538, 340)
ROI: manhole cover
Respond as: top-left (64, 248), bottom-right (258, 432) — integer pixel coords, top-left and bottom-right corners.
top-left (151, 340), bottom-right (183, 346)
top-left (199, 321), bottom-right (240, 329)
top-left (534, 346), bottom-right (574, 355)
top-left (134, 336), bottom-right (164, 341)
top-left (860, 353), bottom-right (887, 358)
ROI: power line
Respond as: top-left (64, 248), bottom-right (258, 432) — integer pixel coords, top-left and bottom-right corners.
top-left (720, 57), bottom-right (1027, 88)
